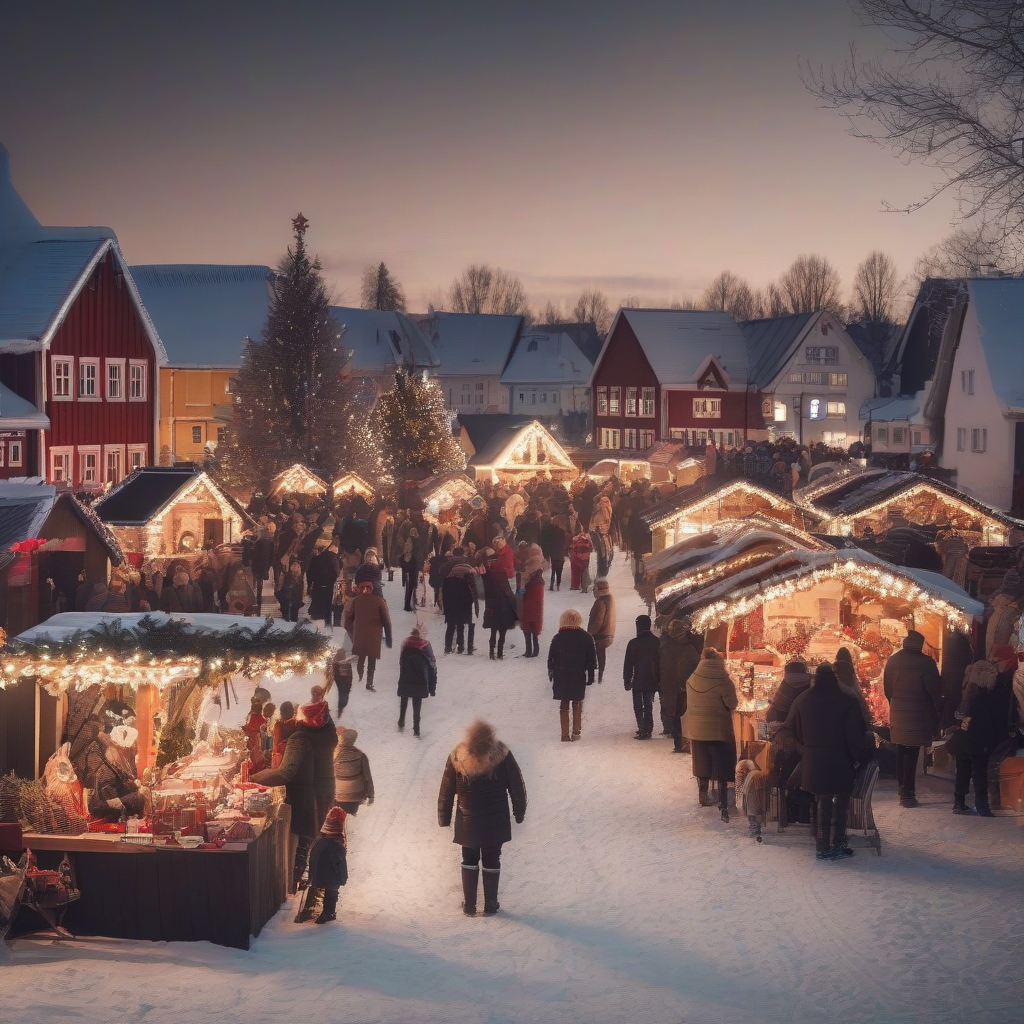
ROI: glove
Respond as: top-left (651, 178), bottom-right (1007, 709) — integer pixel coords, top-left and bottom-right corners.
top-left (514, 815), bottom-right (524, 824)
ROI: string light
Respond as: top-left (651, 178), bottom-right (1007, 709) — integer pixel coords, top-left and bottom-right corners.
top-left (270, 464), bottom-right (328, 498)
top-left (331, 472), bottom-right (374, 501)
top-left (473, 420), bottom-right (577, 483)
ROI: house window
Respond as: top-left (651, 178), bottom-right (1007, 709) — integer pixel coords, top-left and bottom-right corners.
top-left (79, 358), bottom-right (99, 399)
top-left (826, 401), bottom-right (846, 418)
top-left (106, 359), bottom-right (125, 400)
top-left (527, 338), bottom-right (538, 352)
top-left (642, 387), bottom-right (655, 417)
top-left (462, 383), bottom-right (470, 391)
top-left (972, 428), bottom-right (987, 453)
top-left (600, 428), bottom-right (620, 449)
top-left (475, 394), bottom-right (483, 404)
top-left (225, 377), bottom-right (234, 395)
top-left (0, 444), bottom-right (4, 468)
top-left (105, 447), bottom-right (123, 484)
top-left (789, 372), bottom-right (803, 384)
top-left (597, 387), bottom-right (608, 415)
top-left (52, 357), bottom-right (72, 399)
top-left (8, 440), bottom-right (21, 467)
top-left (912, 429), bottom-right (925, 446)
top-left (639, 429), bottom-right (655, 448)
top-left (876, 426), bottom-right (889, 444)
top-left (217, 426), bottom-right (227, 443)
top-left (624, 428), bottom-right (637, 449)
top-left (829, 373), bottom-right (847, 387)
top-left (540, 392), bottom-right (547, 404)
top-left (773, 401), bottom-right (788, 423)
top-left (609, 387), bottom-right (620, 415)
top-left (192, 425), bottom-right (203, 444)
top-left (501, 393), bottom-right (507, 405)
top-left (957, 427), bottom-right (966, 451)
top-left (626, 388), bottom-right (637, 416)
top-left (892, 427), bottom-right (905, 444)
top-left (50, 447), bottom-right (72, 483)
top-left (968, 369), bottom-right (975, 395)
top-left (129, 445), bottom-right (147, 472)
top-left (129, 360), bottom-right (147, 401)
top-left (475, 382), bottom-right (484, 391)
top-left (805, 346), bottom-right (838, 364)
top-left (692, 397), bottom-right (721, 418)
top-left (79, 448), bottom-right (99, 485)
top-left (530, 392), bottom-right (537, 405)
top-left (519, 392), bottom-right (525, 404)
top-left (551, 391), bottom-right (559, 405)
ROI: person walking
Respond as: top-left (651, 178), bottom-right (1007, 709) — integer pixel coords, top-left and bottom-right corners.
top-left (442, 554), bottom-right (479, 655)
top-left (397, 624), bottom-right (437, 737)
top-left (659, 617), bottom-right (701, 753)
top-left (399, 528), bottom-right (422, 612)
top-left (883, 629), bottom-right (942, 807)
top-left (332, 727), bottom-right (375, 813)
top-left (343, 581), bottom-right (393, 692)
top-left (623, 614), bottom-right (661, 740)
top-left (306, 541), bottom-right (340, 627)
top-left (587, 578), bottom-right (615, 683)
top-left (518, 547), bottom-right (545, 658)
top-left (482, 548), bottom-right (518, 660)
top-left (569, 528), bottom-right (593, 593)
top-left (275, 559), bottom-right (305, 622)
top-left (548, 609), bottom-right (597, 741)
top-left (542, 515), bottom-right (568, 591)
top-left (785, 663), bottom-right (866, 860)
top-left (294, 805), bottom-right (348, 925)
top-left (682, 647), bottom-right (738, 821)
top-left (437, 721), bottom-right (527, 916)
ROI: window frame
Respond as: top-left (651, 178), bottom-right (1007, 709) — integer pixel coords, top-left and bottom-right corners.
top-left (956, 427), bottom-right (966, 452)
top-left (7, 439), bottom-right (21, 467)
top-left (128, 360), bottom-right (148, 402)
top-left (876, 426), bottom-right (889, 444)
top-left (829, 372), bottom-right (847, 387)
top-left (78, 357), bottom-right (100, 401)
top-left (78, 445), bottom-right (101, 486)
top-left (624, 427), bottom-right (637, 449)
top-left (105, 358), bottom-right (125, 401)
top-left (892, 426), bottom-right (905, 445)
top-left (128, 444), bottom-right (148, 473)
top-left (971, 427), bottom-right (987, 453)
top-left (639, 429), bottom-right (655, 449)
top-left (967, 369), bottom-right (975, 396)
top-left (191, 425), bottom-right (204, 445)
top-left (50, 446), bottom-right (73, 484)
top-left (104, 444), bottom-right (125, 485)
top-left (52, 356), bottom-right (73, 401)
top-left (625, 387), bottom-right (637, 417)
top-left (692, 397), bottom-right (722, 419)
top-left (597, 387), bottom-right (608, 416)
top-left (826, 401), bottom-right (846, 418)
top-left (608, 387), bottom-right (620, 416)
top-left (641, 387), bottom-right (655, 417)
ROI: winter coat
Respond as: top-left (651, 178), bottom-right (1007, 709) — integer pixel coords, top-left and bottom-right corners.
top-left (883, 635), bottom-right (943, 746)
top-left (623, 628), bottom-right (661, 693)
top-left (252, 710), bottom-right (338, 838)
top-left (354, 560), bottom-right (383, 597)
top-left (766, 664), bottom-right (812, 724)
top-left (246, 536), bottom-right (275, 578)
top-left (587, 592), bottom-right (616, 649)
top-left (658, 633), bottom-right (701, 719)
top-left (520, 569), bottom-right (545, 633)
top-left (569, 533), bottom-right (593, 565)
top-left (343, 591), bottom-right (393, 659)
top-left (785, 672), bottom-right (865, 796)
top-left (160, 583), bottom-right (203, 614)
top-left (483, 568), bottom-right (518, 630)
top-left (437, 739), bottom-right (527, 848)
top-left (548, 627), bottom-right (597, 702)
top-left (682, 653), bottom-right (738, 743)
top-left (954, 661), bottom-right (1014, 757)
top-left (306, 549), bottom-right (340, 619)
top-left (275, 574), bottom-right (305, 618)
top-left (397, 635), bottom-right (437, 699)
top-left (986, 594), bottom-right (1022, 656)
top-left (491, 541), bottom-right (516, 581)
top-left (333, 728), bottom-right (375, 803)
top-left (337, 517), bottom-right (368, 555)
top-left (307, 835), bottom-right (348, 889)
top-left (442, 569), bottom-right (478, 625)
top-left (589, 495), bottom-right (613, 537)
top-left (833, 651), bottom-right (873, 729)
top-left (541, 520), bottom-right (568, 561)
top-left (272, 718), bottom-right (298, 767)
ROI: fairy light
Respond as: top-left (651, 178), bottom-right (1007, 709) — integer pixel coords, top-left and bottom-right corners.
top-left (794, 465), bottom-right (886, 508)
top-left (331, 472), bottom-right (374, 501)
top-left (474, 421), bottom-right (577, 483)
top-left (269, 464), bottom-right (328, 498)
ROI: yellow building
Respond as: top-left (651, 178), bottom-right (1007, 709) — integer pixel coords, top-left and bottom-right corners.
top-left (159, 366), bottom-right (236, 464)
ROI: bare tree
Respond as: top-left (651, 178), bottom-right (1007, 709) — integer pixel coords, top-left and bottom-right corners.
top-left (447, 264), bottom-right (531, 318)
top-left (851, 250), bottom-right (901, 324)
top-left (750, 282), bottom-right (789, 319)
top-left (537, 300), bottom-right (565, 325)
top-left (699, 270), bottom-right (757, 321)
top-left (621, 294), bottom-right (643, 309)
top-left (779, 254), bottom-right (845, 316)
top-left (670, 297), bottom-right (699, 310)
top-left (360, 261), bottom-right (406, 312)
top-left (570, 288), bottom-right (613, 333)
top-left (913, 223), bottom-right (1016, 281)
top-left (809, 1), bottom-right (1024, 246)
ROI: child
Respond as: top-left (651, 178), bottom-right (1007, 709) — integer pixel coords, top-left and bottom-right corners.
top-left (332, 648), bottom-right (355, 716)
top-left (333, 728), bottom-right (375, 812)
top-left (294, 806), bottom-right (348, 924)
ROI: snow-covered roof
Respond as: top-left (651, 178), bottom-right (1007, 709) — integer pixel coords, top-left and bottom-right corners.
top-left (593, 309), bottom-right (750, 388)
top-left (418, 311), bottom-right (523, 377)
top-left (500, 331), bottom-right (592, 386)
top-left (330, 307), bottom-right (439, 371)
top-left (967, 277), bottom-right (1024, 413)
top-left (741, 312), bottom-right (816, 390)
top-left (131, 264), bottom-right (273, 368)
top-left (860, 393), bottom-right (924, 423)
top-left (0, 379), bottom-right (48, 429)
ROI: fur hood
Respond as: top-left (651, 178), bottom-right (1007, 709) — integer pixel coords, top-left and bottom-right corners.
top-left (451, 739), bottom-right (509, 778)
top-left (964, 660), bottom-right (999, 691)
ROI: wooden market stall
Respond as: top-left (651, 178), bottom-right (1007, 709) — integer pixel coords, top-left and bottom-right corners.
top-left (267, 463), bottom-right (329, 501)
top-left (0, 611), bottom-right (333, 948)
top-left (641, 477), bottom-right (825, 553)
top-left (587, 458), bottom-right (650, 484)
top-left (466, 419), bottom-right (578, 485)
top-left (331, 471), bottom-right (375, 503)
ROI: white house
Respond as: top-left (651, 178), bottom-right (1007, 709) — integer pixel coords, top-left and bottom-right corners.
top-left (417, 311), bottom-right (522, 414)
top-left (501, 330), bottom-right (592, 416)
top-left (741, 310), bottom-right (876, 447)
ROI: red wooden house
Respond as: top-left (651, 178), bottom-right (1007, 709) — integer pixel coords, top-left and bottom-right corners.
top-left (588, 308), bottom-right (767, 451)
top-left (0, 145), bottom-right (164, 489)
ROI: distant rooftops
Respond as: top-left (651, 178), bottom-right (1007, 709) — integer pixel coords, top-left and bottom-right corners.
top-left (330, 307), bottom-right (439, 372)
top-left (501, 330), bottom-right (592, 386)
top-left (417, 311), bottom-right (523, 377)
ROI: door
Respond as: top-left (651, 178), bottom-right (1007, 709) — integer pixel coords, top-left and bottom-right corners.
top-left (203, 518), bottom-right (224, 547)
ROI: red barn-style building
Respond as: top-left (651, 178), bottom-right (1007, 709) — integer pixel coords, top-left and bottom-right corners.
top-left (0, 145), bottom-right (164, 488)
top-left (588, 309), bottom-right (767, 451)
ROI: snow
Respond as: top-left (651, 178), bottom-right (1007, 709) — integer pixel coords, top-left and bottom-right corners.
top-left (5, 560), bottom-right (1024, 1024)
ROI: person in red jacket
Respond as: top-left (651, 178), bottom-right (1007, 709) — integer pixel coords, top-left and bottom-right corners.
top-left (569, 529), bottom-right (594, 593)
top-left (518, 546), bottom-right (545, 658)
top-left (491, 535), bottom-right (515, 581)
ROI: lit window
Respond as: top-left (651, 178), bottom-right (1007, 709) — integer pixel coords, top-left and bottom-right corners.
top-left (192, 426), bottom-right (203, 444)
top-left (826, 401), bottom-right (846, 418)
top-left (129, 361), bottom-right (147, 401)
top-left (829, 373), bottom-right (847, 387)
top-left (597, 387), bottom-right (607, 415)
top-left (693, 397), bottom-right (721, 419)
top-left (609, 387), bottom-right (620, 415)
top-left (642, 387), bottom-right (655, 416)
top-left (106, 359), bottom-right (124, 400)
top-left (773, 401), bottom-right (788, 423)
top-left (626, 388), bottom-right (637, 416)
top-left (80, 449), bottom-right (99, 484)
top-left (957, 427), bottom-right (966, 451)
top-left (809, 398), bottom-right (821, 419)
top-left (79, 359), bottom-right (99, 399)
top-left (893, 427), bottom-right (905, 444)
top-left (805, 346), bottom-right (838, 365)
top-left (972, 428), bottom-right (987, 453)
top-left (789, 372), bottom-right (803, 384)
top-left (52, 357), bottom-right (72, 399)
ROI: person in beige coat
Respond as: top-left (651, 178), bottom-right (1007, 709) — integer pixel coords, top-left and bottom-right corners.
top-left (682, 648), bottom-right (738, 820)
top-left (333, 727), bottom-right (374, 815)
top-left (343, 581), bottom-right (393, 691)
top-left (586, 578), bottom-right (615, 682)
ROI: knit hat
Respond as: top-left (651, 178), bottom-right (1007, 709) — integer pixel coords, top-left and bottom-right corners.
top-left (559, 609), bottom-right (583, 629)
top-left (666, 616), bottom-right (692, 640)
top-left (593, 578), bottom-right (610, 595)
top-left (636, 614), bottom-right (652, 633)
top-left (320, 806), bottom-right (347, 837)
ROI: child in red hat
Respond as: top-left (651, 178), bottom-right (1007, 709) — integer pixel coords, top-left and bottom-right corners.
top-left (295, 805), bottom-right (348, 924)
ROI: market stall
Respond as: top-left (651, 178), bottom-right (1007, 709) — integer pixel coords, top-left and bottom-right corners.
top-left (587, 458), bottom-right (650, 484)
top-left (267, 463), bottom-right (329, 501)
top-left (331, 472), bottom-right (375, 503)
top-left (0, 611), bottom-right (333, 948)
top-left (467, 419), bottom-right (578, 484)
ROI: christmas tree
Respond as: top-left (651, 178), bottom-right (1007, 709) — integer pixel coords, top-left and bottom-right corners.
top-left (219, 215), bottom-right (380, 492)
top-left (373, 370), bottom-right (465, 487)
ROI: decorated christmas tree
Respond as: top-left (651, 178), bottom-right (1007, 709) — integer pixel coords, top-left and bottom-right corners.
top-left (372, 370), bottom-right (465, 487)
top-left (218, 215), bottom-right (379, 492)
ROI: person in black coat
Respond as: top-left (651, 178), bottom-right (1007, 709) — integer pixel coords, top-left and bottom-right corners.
top-left (295, 806), bottom-right (349, 924)
top-left (243, 523), bottom-right (276, 614)
top-left (623, 615), bottom-right (661, 739)
top-left (784, 663), bottom-right (867, 860)
top-left (441, 555), bottom-right (479, 655)
top-left (336, 511), bottom-right (368, 555)
top-left (438, 720), bottom-right (527, 916)
top-left (541, 516), bottom-right (568, 591)
top-left (766, 661), bottom-right (813, 724)
top-left (397, 626), bottom-right (437, 737)
top-left (306, 542), bottom-right (340, 626)
top-left (482, 548), bottom-right (518, 659)
top-left (547, 609), bottom-right (598, 741)
top-left (659, 617), bottom-right (701, 753)
top-left (252, 691), bottom-right (338, 890)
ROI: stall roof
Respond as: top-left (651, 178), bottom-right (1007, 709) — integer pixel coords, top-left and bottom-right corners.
top-left (458, 414), bottom-right (534, 461)
top-left (268, 463), bottom-right (328, 498)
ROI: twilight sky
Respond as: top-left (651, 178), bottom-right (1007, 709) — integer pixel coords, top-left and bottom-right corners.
top-left (1, 0), bottom-right (959, 312)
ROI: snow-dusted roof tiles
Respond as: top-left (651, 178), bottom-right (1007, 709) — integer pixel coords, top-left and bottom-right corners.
top-left (418, 311), bottom-right (523, 377)
top-left (968, 277), bottom-right (1024, 413)
top-left (500, 331), bottom-right (592, 386)
top-left (741, 312), bottom-right (816, 390)
top-left (330, 307), bottom-right (439, 371)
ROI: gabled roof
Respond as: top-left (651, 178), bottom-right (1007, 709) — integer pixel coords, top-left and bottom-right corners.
top-left (860, 394), bottom-right (925, 424)
top-left (741, 312), bottom-right (816, 390)
top-left (468, 419), bottom-right (575, 472)
top-left (458, 414), bottom-right (534, 459)
top-left (0, 380), bottom-right (48, 429)
top-left (500, 331), bottom-right (592, 386)
top-left (269, 464), bottom-right (328, 497)
top-left (538, 321), bottom-right (604, 364)
top-left (592, 309), bottom-right (750, 389)
top-left (330, 307), bottom-right (439, 372)
top-left (845, 320), bottom-right (900, 377)
top-left (418, 311), bottom-right (524, 377)
top-left (131, 264), bottom-right (274, 368)
top-left (967, 277), bottom-right (1024, 413)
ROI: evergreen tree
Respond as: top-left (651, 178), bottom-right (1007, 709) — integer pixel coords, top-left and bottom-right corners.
top-left (219, 214), bottom-right (376, 491)
top-left (372, 370), bottom-right (465, 485)
top-left (360, 261), bottom-right (406, 311)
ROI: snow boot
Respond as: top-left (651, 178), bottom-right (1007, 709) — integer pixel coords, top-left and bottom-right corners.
top-left (294, 887), bottom-right (322, 923)
top-left (489, 637), bottom-right (496, 660)
top-left (698, 779), bottom-right (714, 807)
top-left (461, 864), bottom-right (479, 916)
top-left (559, 706), bottom-right (571, 742)
top-left (952, 795), bottom-right (971, 814)
top-left (315, 888), bottom-right (338, 924)
top-left (571, 703), bottom-right (582, 741)
top-left (976, 800), bottom-right (994, 817)
top-left (747, 816), bottom-right (762, 840)
top-left (481, 867), bottom-right (500, 915)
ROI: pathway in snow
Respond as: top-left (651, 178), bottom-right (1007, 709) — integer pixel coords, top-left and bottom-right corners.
top-left (5, 560), bottom-right (1024, 1024)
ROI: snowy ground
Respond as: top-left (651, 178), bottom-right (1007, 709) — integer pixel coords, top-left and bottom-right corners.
top-left (5, 559), bottom-right (1024, 1024)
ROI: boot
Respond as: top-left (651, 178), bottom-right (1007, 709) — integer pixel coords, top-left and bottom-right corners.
top-left (292, 838), bottom-right (311, 892)
top-left (719, 785), bottom-right (730, 823)
top-left (467, 625), bottom-right (475, 656)
top-left (571, 702), bottom-right (582, 741)
top-left (294, 886), bottom-right (321, 923)
top-left (559, 705), bottom-right (571, 742)
top-left (481, 866), bottom-right (500, 915)
top-left (461, 864), bottom-right (479, 916)
top-left (315, 888), bottom-right (338, 924)
top-left (952, 794), bottom-right (971, 814)
top-left (497, 634), bottom-right (505, 660)
top-left (899, 784), bottom-right (919, 809)
top-left (489, 637), bottom-right (496, 660)
top-left (698, 779), bottom-right (713, 807)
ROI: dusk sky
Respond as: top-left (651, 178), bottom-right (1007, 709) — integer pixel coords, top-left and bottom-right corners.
top-left (2, 1), bottom-right (960, 312)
